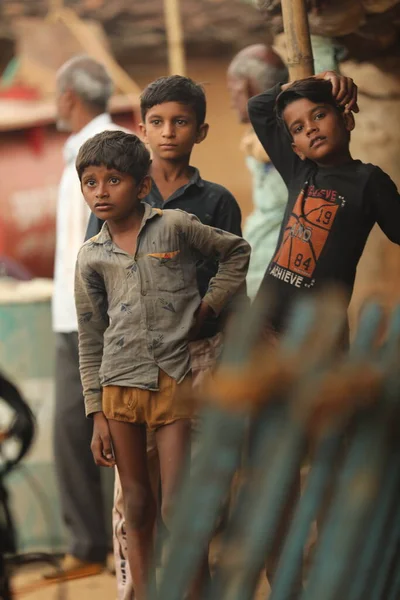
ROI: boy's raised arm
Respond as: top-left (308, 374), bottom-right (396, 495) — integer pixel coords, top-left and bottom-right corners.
top-left (180, 211), bottom-right (250, 316)
top-left (74, 249), bottom-right (109, 417)
top-left (248, 83), bottom-right (301, 185)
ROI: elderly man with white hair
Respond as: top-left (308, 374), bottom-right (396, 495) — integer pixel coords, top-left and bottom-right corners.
top-left (227, 39), bottom-right (339, 301)
top-left (49, 55), bottom-right (125, 580)
top-left (227, 44), bottom-right (289, 300)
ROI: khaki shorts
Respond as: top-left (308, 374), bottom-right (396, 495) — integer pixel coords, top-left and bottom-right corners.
top-left (112, 335), bottom-right (223, 600)
top-left (102, 369), bottom-right (193, 430)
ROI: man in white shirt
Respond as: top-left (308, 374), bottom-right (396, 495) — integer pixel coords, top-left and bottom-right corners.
top-left (50, 55), bottom-right (124, 579)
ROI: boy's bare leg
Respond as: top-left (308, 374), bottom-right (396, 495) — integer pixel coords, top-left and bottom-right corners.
top-left (113, 434), bottom-right (159, 600)
top-left (108, 420), bottom-right (157, 600)
top-left (112, 334), bottom-right (222, 600)
top-left (156, 419), bottom-right (191, 528)
top-left (156, 419), bottom-right (207, 599)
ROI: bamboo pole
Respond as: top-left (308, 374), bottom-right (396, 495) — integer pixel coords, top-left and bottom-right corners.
top-left (46, 2), bottom-right (142, 98)
top-left (281, 0), bottom-right (314, 81)
top-left (163, 0), bottom-right (186, 75)
top-left (57, 8), bottom-right (142, 95)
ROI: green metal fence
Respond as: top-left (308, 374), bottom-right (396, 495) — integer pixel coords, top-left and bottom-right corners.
top-left (153, 292), bottom-right (400, 599)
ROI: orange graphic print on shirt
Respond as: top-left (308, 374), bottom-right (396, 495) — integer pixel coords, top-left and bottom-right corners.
top-left (272, 187), bottom-right (340, 279)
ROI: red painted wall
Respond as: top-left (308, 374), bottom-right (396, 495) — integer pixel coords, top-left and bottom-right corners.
top-left (0, 113), bottom-right (135, 278)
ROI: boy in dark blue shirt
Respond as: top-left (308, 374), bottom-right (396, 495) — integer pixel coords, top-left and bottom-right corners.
top-left (85, 75), bottom-right (245, 600)
top-left (86, 75), bottom-right (243, 339)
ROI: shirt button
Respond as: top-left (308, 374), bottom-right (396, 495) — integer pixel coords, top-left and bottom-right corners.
top-left (141, 290), bottom-right (147, 296)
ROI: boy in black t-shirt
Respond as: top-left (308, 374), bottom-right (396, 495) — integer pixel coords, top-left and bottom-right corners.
top-left (248, 71), bottom-right (400, 596)
top-left (249, 70), bottom-right (400, 335)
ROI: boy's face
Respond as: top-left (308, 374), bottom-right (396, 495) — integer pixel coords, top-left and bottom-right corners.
top-left (81, 165), bottom-right (151, 221)
top-left (140, 102), bottom-right (208, 160)
top-left (283, 98), bottom-right (354, 166)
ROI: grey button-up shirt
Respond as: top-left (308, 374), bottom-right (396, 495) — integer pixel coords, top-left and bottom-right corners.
top-left (85, 168), bottom-right (244, 339)
top-left (75, 204), bottom-right (250, 416)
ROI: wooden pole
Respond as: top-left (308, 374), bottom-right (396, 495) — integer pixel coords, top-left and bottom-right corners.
top-left (163, 0), bottom-right (186, 75)
top-left (47, 5), bottom-right (142, 100)
top-left (281, 0), bottom-right (314, 81)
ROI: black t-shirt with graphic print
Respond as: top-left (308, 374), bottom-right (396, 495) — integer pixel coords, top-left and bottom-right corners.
top-left (248, 83), bottom-right (400, 332)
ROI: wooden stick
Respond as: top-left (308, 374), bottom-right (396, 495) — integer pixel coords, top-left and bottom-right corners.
top-left (163, 0), bottom-right (186, 75)
top-left (50, 7), bottom-right (142, 97)
top-left (281, 0), bottom-right (314, 81)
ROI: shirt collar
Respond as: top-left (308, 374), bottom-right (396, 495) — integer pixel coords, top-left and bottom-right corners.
top-left (148, 167), bottom-right (204, 207)
top-left (92, 203), bottom-right (162, 247)
top-left (187, 167), bottom-right (204, 189)
top-left (63, 113), bottom-right (113, 163)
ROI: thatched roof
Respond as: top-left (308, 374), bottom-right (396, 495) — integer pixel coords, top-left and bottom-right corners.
top-left (1, 0), bottom-right (400, 77)
top-left (0, 0), bottom-right (270, 67)
top-left (2, 0), bottom-right (400, 65)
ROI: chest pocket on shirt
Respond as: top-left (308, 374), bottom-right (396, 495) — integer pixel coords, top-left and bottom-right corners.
top-left (147, 250), bottom-right (185, 293)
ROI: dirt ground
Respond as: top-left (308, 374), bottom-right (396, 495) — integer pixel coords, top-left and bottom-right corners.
top-left (12, 569), bottom-right (270, 600)
top-left (12, 554), bottom-right (270, 600)
top-left (12, 568), bottom-right (117, 600)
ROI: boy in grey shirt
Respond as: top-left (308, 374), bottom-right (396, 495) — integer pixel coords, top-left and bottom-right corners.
top-left (74, 130), bottom-right (250, 600)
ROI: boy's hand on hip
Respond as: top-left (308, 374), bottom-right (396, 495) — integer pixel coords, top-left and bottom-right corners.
top-left (91, 411), bottom-right (115, 467)
top-left (316, 71), bottom-right (359, 113)
top-left (189, 301), bottom-right (214, 341)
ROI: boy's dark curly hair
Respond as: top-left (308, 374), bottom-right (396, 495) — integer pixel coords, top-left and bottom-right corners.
top-left (76, 130), bottom-right (151, 182)
top-left (276, 77), bottom-right (343, 121)
top-left (140, 75), bottom-right (206, 126)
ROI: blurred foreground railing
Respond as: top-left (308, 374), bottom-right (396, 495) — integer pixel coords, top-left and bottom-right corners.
top-left (153, 291), bottom-right (400, 600)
